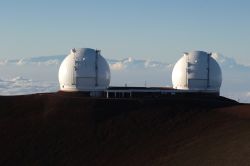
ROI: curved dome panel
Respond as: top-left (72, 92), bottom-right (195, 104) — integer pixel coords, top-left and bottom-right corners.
top-left (58, 48), bottom-right (111, 91)
top-left (172, 51), bottom-right (222, 91)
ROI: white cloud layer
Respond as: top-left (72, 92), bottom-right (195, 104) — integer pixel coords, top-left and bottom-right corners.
top-left (0, 76), bottom-right (58, 95)
top-left (108, 57), bottom-right (172, 71)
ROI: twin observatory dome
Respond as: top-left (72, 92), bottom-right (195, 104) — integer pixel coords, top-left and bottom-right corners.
top-left (58, 48), bottom-right (222, 96)
top-left (59, 48), bottom-right (110, 92)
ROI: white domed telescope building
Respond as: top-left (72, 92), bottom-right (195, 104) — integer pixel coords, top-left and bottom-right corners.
top-left (58, 48), bottom-right (110, 95)
top-left (172, 51), bottom-right (222, 94)
top-left (58, 49), bottom-right (222, 98)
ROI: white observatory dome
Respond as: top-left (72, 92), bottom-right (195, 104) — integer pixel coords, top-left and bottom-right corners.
top-left (172, 51), bottom-right (222, 91)
top-left (58, 48), bottom-right (110, 92)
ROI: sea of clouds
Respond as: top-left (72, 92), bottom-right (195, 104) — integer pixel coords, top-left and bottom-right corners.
top-left (0, 53), bottom-right (250, 102)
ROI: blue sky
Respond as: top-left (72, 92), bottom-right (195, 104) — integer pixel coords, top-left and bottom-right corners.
top-left (1, 0), bottom-right (250, 64)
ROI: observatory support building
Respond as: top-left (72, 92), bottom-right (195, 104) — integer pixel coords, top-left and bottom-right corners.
top-left (58, 49), bottom-right (222, 98)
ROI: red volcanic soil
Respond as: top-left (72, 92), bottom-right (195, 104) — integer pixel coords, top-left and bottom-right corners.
top-left (0, 93), bottom-right (250, 166)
